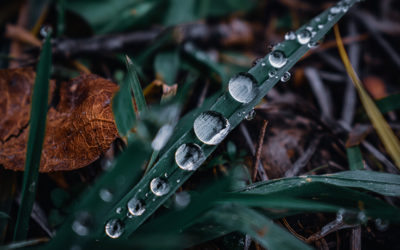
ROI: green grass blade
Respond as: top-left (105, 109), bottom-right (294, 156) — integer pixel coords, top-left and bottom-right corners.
top-left (154, 48), bottom-right (180, 86)
top-left (126, 56), bottom-right (147, 117)
top-left (202, 205), bottom-right (313, 250)
top-left (13, 30), bottom-right (53, 242)
top-left (346, 146), bottom-right (365, 170)
top-left (375, 93), bottom-right (400, 114)
top-left (0, 169), bottom-right (16, 244)
top-left (0, 212), bottom-right (10, 220)
top-left (0, 238), bottom-right (49, 250)
top-left (97, 0), bottom-right (359, 240)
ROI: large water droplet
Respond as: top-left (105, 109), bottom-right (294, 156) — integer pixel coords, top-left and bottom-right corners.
top-left (297, 30), bottom-right (312, 44)
top-left (152, 124), bottom-right (174, 150)
top-left (194, 111), bottom-right (230, 145)
top-left (284, 31), bottom-right (296, 40)
top-left (150, 177), bottom-right (170, 196)
top-left (375, 218), bottom-right (389, 232)
top-left (245, 109), bottom-right (256, 121)
top-left (175, 143), bottom-right (206, 171)
top-left (268, 50), bottom-right (287, 68)
top-left (281, 72), bottom-right (291, 82)
top-left (40, 25), bottom-right (53, 37)
top-left (72, 211), bottom-right (92, 236)
top-left (127, 197), bottom-right (146, 216)
top-left (228, 72), bottom-right (259, 103)
top-left (29, 182), bottom-right (36, 193)
top-left (99, 188), bottom-right (113, 202)
top-left (105, 219), bottom-right (124, 239)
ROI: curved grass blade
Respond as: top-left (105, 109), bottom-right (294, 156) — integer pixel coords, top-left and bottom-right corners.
top-left (0, 238), bottom-right (49, 250)
top-left (237, 170), bottom-right (400, 197)
top-left (334, 24), bottom-right (400, 170)
top-left (98, 0), bottom-right (360, 240)
top-left (13, 30), bottom-right (52, 242)
top-left (126, 56), bottom-right (147, 117)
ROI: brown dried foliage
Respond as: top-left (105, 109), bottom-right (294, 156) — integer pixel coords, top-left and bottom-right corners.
top-left (0, 70), bottom-right (119, 172)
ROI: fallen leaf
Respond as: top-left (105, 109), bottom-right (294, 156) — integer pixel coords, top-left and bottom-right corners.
top-left (0, 72), bottom-right (119, 172)
top-left (346, 124), bottom-right (372, 147)
top-left (362, 76), bottom-right (387, 100)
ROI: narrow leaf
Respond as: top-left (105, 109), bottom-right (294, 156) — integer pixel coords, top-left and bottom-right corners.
top-left (375, 93), bottom-right (400, 114)
top-left (126, 56), bottom-right (147, 117)
top-left (154, 49), bottom-right (180, 86)
top-left (346, 146), bottom-right (365, 170)
top-left (14, 29), bottom-right (52, 241)
top-left (334, 24), bottom-right (400, 170)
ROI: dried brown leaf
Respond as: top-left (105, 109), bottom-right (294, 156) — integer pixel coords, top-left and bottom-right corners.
top-left (0, 72), bottom-right (119, 172)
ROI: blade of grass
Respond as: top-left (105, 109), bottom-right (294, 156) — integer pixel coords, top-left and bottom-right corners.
top-left (98, 0), bottom-right (360, 240)
top-left (13, 29), bottom-right (52, 242)
top-left (346, 146), bottom-right (365, 170)
top-left (334, 24), bottom-right (400, 170)
top-left (126, 56), bottom-right (147, 117)
top-left (0, 238), bottom-right (49, 250)
top-left (375, 93), bottom-right (400, 114)
top-left (0, 169), bottom-right (16, 244)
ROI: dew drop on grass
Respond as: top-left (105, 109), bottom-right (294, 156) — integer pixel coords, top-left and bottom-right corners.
top-left (306, 26), bottom-right (313, 31)
top-left (281, 72), bottom-right (291, 82)
top-left (336, 209), bottom-right (367, 226)
top-left (127, 212), bottom-right (132, 219)
top-left (175, 191), bottom-right (191, 209)
top-left (328, 14), bottom-right (335, 21)
top-left (268, 50), bottom-right (287, 68)
top-left (245, 109), bottom-right (256, 121)
top-left (177, 179), bottom-right (180, 183)
top-left (375, 218), bottom-right (389, 232)
top-left (127, 197), bottom-right (146, 216)
top-left (261, 62), bottom-right (266, 66)
top-left (175, 143), bottom-right (206, 171)
top-left (284, 31), bottom-right (296, 40)
top-left (99, 188), bottom-right (113, 202)
top-left (228, 72), bottom-right (259, 103)
top-left (269, 70), bottom-right (277, 77)
top-left (105, 219), bottom-right (124, 238)
top-left (150, 177), bottom-right (170, 196)
top-left (315, 17), bottom-right (321, 22)
top-left (341, 5), bottom-right (349, 12)
top-left (164, 173), bottom-right (168, 177)
top-left (297, 30), bottom-right (312, 44)
top-left (72, 211), bottom-right (92, 236)
top-left (318, 24), bottom-right (324, 29)
top-left (194, 111), bottom-right (230, 145)
top-left (308, 42), bottom-right (316, 48)
top-left (116, 207), bottom-right (123, 214)
top-left (29, 182), bottom-right (36, 193)
top-left (330, 5), bottom-right (341, 14)
top-left (40, 25), bottom-right (53, 37)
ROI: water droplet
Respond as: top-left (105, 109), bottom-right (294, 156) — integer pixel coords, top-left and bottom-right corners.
top-left (330, 5), bottom-right (341, 14)
top-left (175, 143), bottom-right (206, 171)
top-left (306, 26), bottom-right (313, 31)
top-left (375, 218), bottom-right (389, 231)
top-left (268, 50), bottom-right (287, 68)
top-left (194, 111), bottom-right (230, 145)
top-left (72, 211), bottom-right (92, 236)
top-left (228, 72), bottom-right (259, 103)
top-left (99, 189), bottom-right (113, 202)
top-left (150, 177), bottom-right (170, 196)
top-left (127, 197), bottom-right (146, 216)
top-left (152, 124), bottom-right (174, 150)
top-left (318, 24), bottom-right (324, 30)
top-left (238, 112), bottom-right (241, 116)
top-left (315, 17), bottom-right (321, 22)
top-left (261, 62), bottom-right (266, 66)
top-left (328, 14), bottom-right (335, 21)
top-left (164, 173), bottom-right (168, 177)
top-left (145, 193), bottom-right (149, 197)
top-left (139, 189), bottom-right (142, 192)
top-left (116, 207), bottom-right (123, 214)
top-left (341, 5), bottom-right (349, 12)
top-left (177, 179), bottom-right (181, 183)
top-left (245, 109), bottom-right (256, 121)
top-left (308, 42), bottom-right (316, 48)
top-left (269, 70), bottom-right (277, 77)
top-left (284, 31), bottom-right (296, 40)
top-left (40, 25), bottom-right (53, 37)
top-left (105, 219), bottom-right (124, 238)
top-left (29, 182), bottom-right (36, 193)
top-left (337, 210), bottom-right (366, 226)
top-left (281, 72), bottom-right (291, 82)
top-left (252, 58), bottom-right (262, 67)
top-left (127, 212), bottom-right (132, 218)
top-left (175, 191), bottom-right (191, 209)
top-left (297, 30), bottom-right (312, 44)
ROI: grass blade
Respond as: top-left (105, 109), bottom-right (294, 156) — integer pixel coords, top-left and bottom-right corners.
top-left (13, 29), bottom-right (52, 241)
top-left (346, 146), bottom-right (365, 170)
top-left (126, 56), bottom-right (147, 117)
top-left (375, 93), bottom-right (400, 114)
top-left (97, 0), bottom-right (359, 239)
top-left (334, 24), bottom-right (400, 170)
